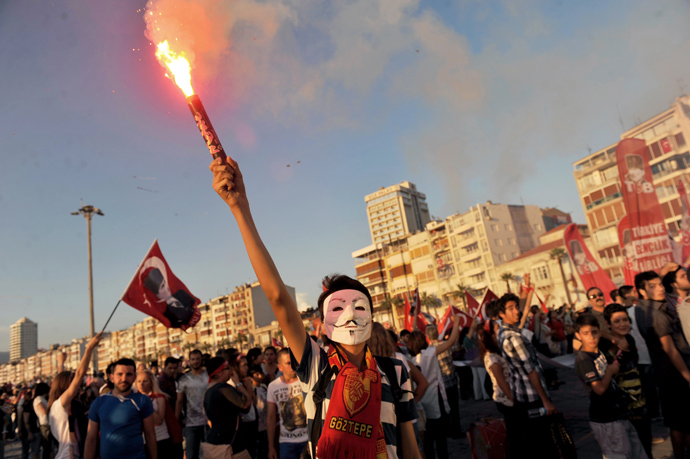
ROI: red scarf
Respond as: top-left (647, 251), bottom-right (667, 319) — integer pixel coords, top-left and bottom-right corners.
top-left (316, 345), bottom-right (387, 459)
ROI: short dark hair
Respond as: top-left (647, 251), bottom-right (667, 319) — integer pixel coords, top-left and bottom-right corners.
top-left (164, 357), bottom-right (179, 367)
top-left (247, 347), bottom-right (263, 364)
top-left (574, 313), bottom-right (600, 333)
top-left (249, 365), bottom-right (264, 376)
top-left (619, 285), bottom-right (635, 298)
top-left (662, 267), bottom-right (684, 294)
top-left (206, 357), bottom-right (227, 378)
top-left (34, 383), bottom-right (50, 397)
top-left (263, 346), bottom-right (277, 355)
top-left (635, 271), bottom-right (660, 296)
top-left (586, 287), bottom-right (602, 297)
top-left (189, 349), bottom-right (202, 358)
top-left (610, 289), bottom-right (620, 301)
top-left (317, 274), bottom-right (372, 320)
top-left (498, 293), bottom-right (520, 315)
top-left (399, 329), bottom-right (411, 338)
top-left (603, 303), bottom-right (629, 324)
top-left (113, 358), bottom-right (136, 371)
top-left (406, 331), bottom-right (428, 356)
top-left (485, 299), bottom-right (501, 320)
top-left (276, 348), bottom-right (290, 362)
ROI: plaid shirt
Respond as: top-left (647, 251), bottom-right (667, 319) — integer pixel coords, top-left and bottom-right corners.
top-left (498, 322), bottom-right (549, 404)
top-left (431, 340), bottom-right (459, 388)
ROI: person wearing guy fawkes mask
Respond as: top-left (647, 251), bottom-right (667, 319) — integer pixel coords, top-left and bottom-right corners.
top-left (209, 156), bottom-right (420, 459)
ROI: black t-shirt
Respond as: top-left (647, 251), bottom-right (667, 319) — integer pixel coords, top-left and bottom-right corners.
top-left (574, 350), bottom-right (628, 423)
top-left (599, 336), bottom-right (646, 413)
top-left (203, 383), bottom-right (248, 450)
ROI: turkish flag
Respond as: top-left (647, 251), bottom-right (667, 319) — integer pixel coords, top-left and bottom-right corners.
top-left (479, 289), bottom-right (499, 319)
top-left (121, 240), bottom-right (201, 330)
top-left (564, 224), bottom-right (618, 304)
top-left (466, 292), bottom-right (480, 317)
top-left (661, 138), bottom-right (672, 153)
top-left (617, 138), bottom-right (673, 273)
top-left (437, 304), bottom-right (473, 338)
top-left (272, 337), bottom-right (283, 348)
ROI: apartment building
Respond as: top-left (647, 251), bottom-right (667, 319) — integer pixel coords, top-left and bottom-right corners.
top-left (573, 95), bottom-right (690, 284)
top-left (365, 182), bottom-right (431, 245)
top-left (10, 317), bottom-right (38, 362)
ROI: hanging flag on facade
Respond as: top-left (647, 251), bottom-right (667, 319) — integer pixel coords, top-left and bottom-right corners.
top-left (616, 138), bottom-right (673, 274)
top-left (564, 224), bottom-right (618, 304)
top-left (121, 239), bottom-right (201, 330)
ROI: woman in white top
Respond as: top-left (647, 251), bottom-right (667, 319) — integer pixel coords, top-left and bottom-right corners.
top-left (135, 369), bottom-right (174, 457)
top-left (48, 332), bottom-right (102, 459)
top-left (407, 316), bottom-right (461, 459)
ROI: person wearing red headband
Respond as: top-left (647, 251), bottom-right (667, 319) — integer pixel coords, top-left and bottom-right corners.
top-left (210, 158), bottom-right (420, 459)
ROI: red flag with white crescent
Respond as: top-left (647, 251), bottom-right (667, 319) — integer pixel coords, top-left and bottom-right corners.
top-left (121, 240), bottom-right (201, 330)
top-left (466, 291), bottom-right (480, 317)
top-left (617, 138), bottom-right (673, 273)
top-left (272, 337), bottom-right (283, 348)
top-left (564, 224), bottom-right (618, 304)
top-left (437, 304), bottom-right (472, 338)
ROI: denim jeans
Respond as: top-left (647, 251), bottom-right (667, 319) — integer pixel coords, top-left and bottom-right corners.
top-left (183, 425), bottom-right (206, 459)
top-left (280, 441), bottom-right (307, 459)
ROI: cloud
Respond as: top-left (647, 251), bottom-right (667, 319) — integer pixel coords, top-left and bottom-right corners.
top-left (296, 292), bottom-right (312, 312)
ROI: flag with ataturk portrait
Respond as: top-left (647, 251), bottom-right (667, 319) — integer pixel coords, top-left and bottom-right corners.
top-left (121, 239), bottom-right (201, 330)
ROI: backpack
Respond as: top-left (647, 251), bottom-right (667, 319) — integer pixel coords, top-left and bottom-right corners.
top-left (309, 355), bottom-right (406, 459)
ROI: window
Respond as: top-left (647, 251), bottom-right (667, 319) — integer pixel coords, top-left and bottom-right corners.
top-left (511, 252), bottom-right (518, 259)
top-left (484, 255), bottom-right (492, 267)
top-left (532, 265), bottom-right (549, 281)
top-left (491, 224), bottom-right (499, 232)
top-left (508, 237), bottom-right (516, 245)
top-left (676, 132), bottom-right (686, 148)
top-left (495, 239), bottom-right (503, 246)
top-left (481, 240), bottom-right (489, 251)
top-left (499, 254), bottom-right (507, 261)
top-left (504, 224), bottom-right (513, 231)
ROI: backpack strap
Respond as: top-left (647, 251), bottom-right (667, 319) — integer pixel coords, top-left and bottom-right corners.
top-left (310, 364), bottom-right (335, 459)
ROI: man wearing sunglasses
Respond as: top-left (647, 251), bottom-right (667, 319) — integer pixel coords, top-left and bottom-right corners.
top-left (574, 288), bottom-right (629, 352)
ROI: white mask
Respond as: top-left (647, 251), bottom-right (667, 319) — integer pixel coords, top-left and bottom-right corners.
top-left (323, 289), bottom-right (372, 345)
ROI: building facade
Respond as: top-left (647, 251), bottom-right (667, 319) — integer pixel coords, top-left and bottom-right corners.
top-left (365, 182), bottom-right (431, 245)
top-left (573, 95), bottom-right (690, 284)
top-left (10, 317), bottom-right (38, 362)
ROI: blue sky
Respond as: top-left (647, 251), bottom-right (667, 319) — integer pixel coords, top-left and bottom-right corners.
top-left (1, 0), bottom-right (689, 350)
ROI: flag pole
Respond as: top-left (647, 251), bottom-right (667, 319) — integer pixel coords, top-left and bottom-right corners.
top-left (100, 300), bottom-right (122, 333)
top-left (101, 239), bottom-right (158, 332)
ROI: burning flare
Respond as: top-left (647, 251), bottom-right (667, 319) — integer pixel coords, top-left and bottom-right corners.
top-left (155, 40), bottom-right (194, 97)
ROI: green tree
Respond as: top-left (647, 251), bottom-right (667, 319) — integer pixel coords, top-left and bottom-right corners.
top-left (500, 272), bottom-right (515, 293)
top-left (550, 247), bottom-right (573, 305)
top-left (420, 292), bottom-right (439, 314)
top-left (200, 342), bottom-right (212, 354)
top-left (380, 296), bottom-right (403, 323)
top-left (451, 284), bottom-right (468, 311)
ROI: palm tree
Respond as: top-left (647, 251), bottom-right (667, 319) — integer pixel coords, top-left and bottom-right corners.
top-left (451, 284), bottom-right (468, 311)
top-left (200, 342), bottom-right (212, 354)
top-left (500, 272), bottom-right (514, 293)
top-left (420, 292), bottom-right (439, 314)
top-left (550, 247), bottom-right (573, 306)
top-left (235, 333), bottom-right (249, 352)
top-left (379, 296), bottom-right (403, 324)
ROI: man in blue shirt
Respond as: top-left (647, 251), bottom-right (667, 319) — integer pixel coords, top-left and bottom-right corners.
top-left (85, 358), bottom-right (156, 459)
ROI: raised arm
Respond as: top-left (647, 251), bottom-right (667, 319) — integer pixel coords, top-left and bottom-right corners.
top-left (59, 332), bottom-right (102, 409)
top-left (436, 315), bottom-right (461, 355)
top-left (518, 275), bottom-right (535, 329)
top-left (210, 158), bottom-right (306, 360)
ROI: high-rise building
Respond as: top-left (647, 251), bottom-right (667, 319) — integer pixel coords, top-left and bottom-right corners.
top-left (353, 201), bottom-right (563, 328)
top-left (10, 317), bottom-right (38, 362)
top-left (365, 182), bottom-right (431, 245)
top-left (573, 95), bottom-right (690, 283)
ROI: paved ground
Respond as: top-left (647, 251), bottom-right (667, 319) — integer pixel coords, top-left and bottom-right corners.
top-left (1, 369), bottom-right (675, 458)
top-left (449, 367), bottom-right (673, 458)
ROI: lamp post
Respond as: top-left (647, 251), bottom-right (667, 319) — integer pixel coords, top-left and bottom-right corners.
top-left (71, 204), bottom-right (104, 373)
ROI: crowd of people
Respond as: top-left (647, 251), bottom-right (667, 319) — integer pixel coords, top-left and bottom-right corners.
top-left (2, 155), bottom-right (690, 459)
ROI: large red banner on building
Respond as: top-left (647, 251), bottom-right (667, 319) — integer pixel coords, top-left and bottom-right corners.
top-left (617, 215), bottom-right (637, 285)
top-left (616, 138), bottom-right (673, 272)
top-left (564, 224), bottom-right (618, 304)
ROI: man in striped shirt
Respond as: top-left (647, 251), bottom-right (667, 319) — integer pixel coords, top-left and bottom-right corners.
top-left (210, 157), bottom-right (420, 459)
top-left (497, 293), bottom-right (557, 458)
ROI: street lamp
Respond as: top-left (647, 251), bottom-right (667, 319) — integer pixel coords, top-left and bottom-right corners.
top-left (71, 204), bottom-right (104, 373)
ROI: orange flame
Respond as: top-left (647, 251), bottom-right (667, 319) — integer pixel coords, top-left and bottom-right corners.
top-left (155, 40), bottom-right (194, 97)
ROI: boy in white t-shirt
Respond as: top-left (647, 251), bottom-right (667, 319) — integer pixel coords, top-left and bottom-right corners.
top-left (267, 349), bottom-right (308, 459)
